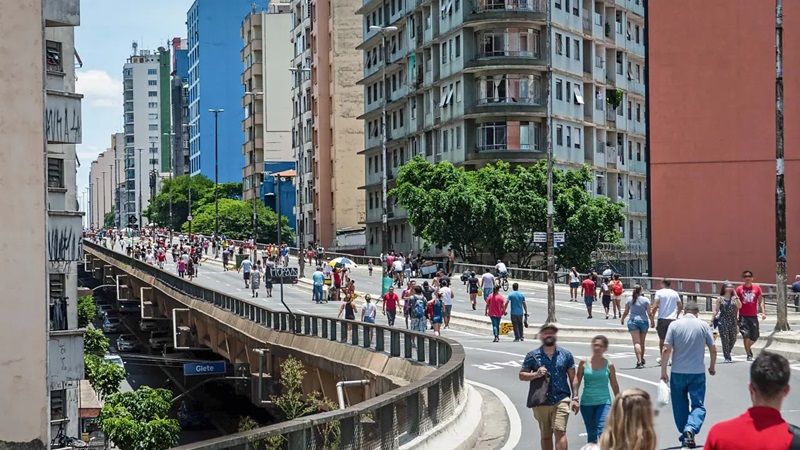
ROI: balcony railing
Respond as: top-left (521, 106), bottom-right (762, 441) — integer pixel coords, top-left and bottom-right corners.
top-left (476, 0), bottom-right (546, 13)
top-left (476, 49), bottom-right (541, 59)
top-left (476, 95), bottom-right (544, 106)
top-left (595, 56), bottom-right (604, 68)
top-left (477, 144), bottom-right (544, 152)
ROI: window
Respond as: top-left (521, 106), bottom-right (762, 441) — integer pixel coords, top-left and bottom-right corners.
top-left (455, 35), bottom-right (461, 57)
top-left (555, 33), bottom-right (563, 55)
top-left (47, 158), bottom-right (63, 188)
top-left (555, 0), bottom-right (561, 9)
top-left (149, 124), bottom-right (158, 131)
top-left (148, 80), bottom-right (157, 86)
top-left (149, 102), bottom-right (157, 108)
top-left (51, 389), bottom-right (65, 421)
top-left (369, 192), bottom-right (373, 210)
top-left (148, 91), bottom-right (158, 97)
top-left (565, 37), bottom-right (570, 58)
top-left (635, 25), bottom-right (641, 43)
top-left (637, 142), bottom-right (642, 161)
top-left (566, 81), bottom-right (571, 99)
top-left (636, 103), bottom-right (642, 122)
top-left (574, 40), bottom-right (580, 60)
top-left (455, 81), bottom-right (462, 102)
top-left (573, 2), bottom-right (579, 15)
top-left (565, 0), bottom-right (570, 11)
top-left (477, 122), bottom-right (507, 150)
top-left (637, 181), bottom-right (643, 199)
top-left (148, 113), bottom-right (158, 120)
top-left (573, 85), bottom-right (584, 105)
top-left (148, 68), bottom-right (157, 75)
top-left (555, 79), bottom-right (563, 100)
top-left (46, 40), bottom-right (62, 72)
top-left (455, 0), bottom-right (460, 11)
top-left (566, 126), bottom-right (572, 147)
top-left (49, 273), bottom-right (67, 331)
top-left (574, 128), bottom-right (581, 149)
top-left (627, 100), bottom-right (632, 119)
top-left (638, 221), bottom-right (643, 239)
top-left (442, 41), bottom-right (448, 63)
top-left (456, 125), bottom-right (462, 148)
top-left (629, 220), bottom-right (634, 238)
top-left (399, 108), bottom-right (404, 127)
top-left (556, 124), bottom-right (563, 145)
top-left (443, 129), bottom-right (449, 152)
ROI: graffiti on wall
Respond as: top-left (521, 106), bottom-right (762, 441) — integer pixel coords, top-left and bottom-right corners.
top-left (45, 96), bottom-right (82, 144)
top-left (48, 226), bottom-right (82, 262)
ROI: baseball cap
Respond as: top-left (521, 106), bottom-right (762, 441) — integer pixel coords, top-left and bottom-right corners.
top-left (539, 323), bottom-right (559, 333)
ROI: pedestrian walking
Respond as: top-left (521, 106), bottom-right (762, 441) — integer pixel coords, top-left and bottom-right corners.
top-left (572, 335), bottom-right (620, 445)
top-left (486, 290), bottom-right (505, 342)
top-left (620, 285), bottom-right (651, 368)
top-left (660, 301), bottom-right (717, 449)
top-left (368, 259), bottom-right (374, 276)
top-left (600, 278), bottom-right (612, 319)
top-left (609, 274), bottom-right (623, 319)
top-left (409, 286), bottom-right (427, 333)
top-left (467, 271), bottom-right (479, 310)
top-left (337, 296), bottom-right (358, 337)
top-left (582, 389), bottom-right (657, 450)
top-left (239, 255), bottom-right (252, 288)
top-left (382, 286), bottom-right (399, 326)
top-left (222, 248), bottom-right (230, 271)
top-left (581, 274), bottom-right (596, 319)
top-left (186, 258), bottom-right (195, 281)
top-left (401, 281), bottom-right (415, 329)
top-left (736, 270), bottom-right (766, 362)
top-left (651, 279), bottom-right (683, 365)
top-left (519, 324), bottom-right (576, 450)
top-left (569, 267), bottom-right (580, 302)
top-left (711, 281), bottom-right (741, 362)
top-left (428, 292), bottom-right (444, 336)
top-left (504, 283), bottom-right (528, 341)
top-left (251, 263), bottom-right (261, 297)
top-left (439, 280), bottom-right (453, 329)
top-left (361, 294), bottom-right (377, 342)
top-left (480, 268), bottom-right (495, 302)
top-left (312, 266), bottom-right (325, 304)
top-left (264, 262), bottom-right (274, 297)
top-left (704, 352), bottom-right (794, 450)
top-left (177, 257), bottom-right (186, 278)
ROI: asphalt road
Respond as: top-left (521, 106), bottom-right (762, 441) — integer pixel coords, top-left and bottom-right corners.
top-left (105, 241), bottom-right (800, 449)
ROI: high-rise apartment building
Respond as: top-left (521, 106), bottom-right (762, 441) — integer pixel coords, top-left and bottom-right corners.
top-left (357, 0), bottom-right (647, 269)
top-left (648, 0), bottom-right (800, 280)
top-left (121, 48), bottom-right (167, 227)
top-left (89, 148), bottom-right (116, 228)
top-left (170, 37), bottom-right (191, 177)
top-left (290, 0), bottom-right (365, 249)
top-left (187, 0), bottom-right (268, 181)
top-left (241, 1), bottom-right (294, 201)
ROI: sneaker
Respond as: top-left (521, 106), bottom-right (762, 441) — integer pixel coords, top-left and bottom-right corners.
top-left (656, 357), bottom-right (662, 364)
top-left (513, 339), bottom-right (520, 342)
top-left (683, 430), bottom-right (696, 449)
top-left (747, 354), bottom-right (753, 362)
top-left (642, 358), bottom-right (646, 366)
top-left (588, 315), bottom-right (593, 319)
top-left (635, 362), bottom-right (643, 369)
top-left (605, 314), bottom-right (609, 319)
top-left (520, 337), bottom-right (524, 341)
top-left (472, 304), bottom-right (476, 310)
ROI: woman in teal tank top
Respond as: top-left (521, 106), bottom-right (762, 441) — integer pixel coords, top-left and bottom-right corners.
top-left (571, 335), bottom-right (621, 444)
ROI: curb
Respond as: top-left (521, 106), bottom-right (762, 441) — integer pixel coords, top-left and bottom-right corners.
top-left (399, 384), bottom-right (482, 450)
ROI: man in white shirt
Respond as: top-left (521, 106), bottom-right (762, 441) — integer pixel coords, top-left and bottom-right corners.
top-left (439, 280), bottom-right (454, 329)
top-left (650, 278), bottom-right (683, 364)
top-left (495, 260), bottom-right (508, 277)
top-left (602, 264), bottom-right (613, 279)
top-left (481, 268), bottom-right (495, 301)
top-left (392, 259), bottom-right (405, 284)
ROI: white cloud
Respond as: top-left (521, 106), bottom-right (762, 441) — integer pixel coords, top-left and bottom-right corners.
top-left (76, 70), bottom-right (122, 109)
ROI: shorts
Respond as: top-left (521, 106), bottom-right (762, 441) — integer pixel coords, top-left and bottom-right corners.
top-left (432, 315), bottom-right (443, 324)
top-left (363, 316), bottom-right (375, 324)
top-left (444, 305), bottom-right (452, 317)
top-left (570, 282), bottom-right (580, 289)
top-left (739, 315), bottom-right (760, 342)
top-left (627, 319), bottom-right (649, 333)
top-left (469, 286), bottom-right (478, 294)
top-left (483, 287), bottom-right (494, 300)
top-left (533, 398), bottom-right (571, 438)
top-left (243, 272), bottom-right (251, 280)
top-left (602, 295), bottom-right (612, 308)
top-left (584, 296), bottom-right (594, 307)
top-left (656, 319), bottom-right (674, 340)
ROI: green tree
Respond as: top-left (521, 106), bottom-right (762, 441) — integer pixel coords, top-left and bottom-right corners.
top-left (84, 354), bottom-right (125, 399)
top-left (104, 206), bottom-right (116, 228)
top-left (98, 387), bottom-right (180, 450)
top-left (78, 295), bottom-right (97, 328)
top-left (144, 175), bottom-right (243, 231)
top-left (84, 328), bottom-right (109, 354)
top-left (183, 198), bottom-right (294, 244)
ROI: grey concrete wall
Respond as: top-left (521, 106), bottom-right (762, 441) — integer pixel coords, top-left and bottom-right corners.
top-left (0, 0), bottom-right (49, 448)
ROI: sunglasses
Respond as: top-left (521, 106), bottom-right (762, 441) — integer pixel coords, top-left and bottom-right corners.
top-left (743, 274), bottom-right (753, 279)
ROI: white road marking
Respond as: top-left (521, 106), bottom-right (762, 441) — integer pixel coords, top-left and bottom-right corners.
top-left (467, 380), bottom-right (522, 450)
top-left (296, 309), bottom-right (309, 314)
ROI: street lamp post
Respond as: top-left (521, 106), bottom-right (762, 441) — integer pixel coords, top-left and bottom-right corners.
top-left (163, 132), bottom-right (175, 243)
top-left (209, 109), bottom-right (225, 238)
top-left (137, 148), bottom-right (144, 235)
top-left (244, 92), bottom-right (263, 262)
top-left (184, 122), bottom-right (198, 238)
top-left (774, 0), bottom-right (790, 331)
top-left (270, 171), bottom-right (295, 327)
top-left (369, 25), bottom-right (398, 277)
top-left (289, 66), bottom-right (311, 278)
top-left (544, 1), bottom-right (557, 323)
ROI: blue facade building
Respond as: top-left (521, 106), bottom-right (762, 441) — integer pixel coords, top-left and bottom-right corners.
top-left (186, 0), bottom-right (268, 181)
top-left (260, 161), bottom-right (296, 232)
top-left (174, 48), bottom-right (189, 80)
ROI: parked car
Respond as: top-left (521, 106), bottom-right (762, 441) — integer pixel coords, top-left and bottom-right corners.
top-left (118, 300), bottom-right (141, 314)
top-left (95, 300), bottom-right (113, 313)
top-left (103, 354), bottom-right (125, 373)
top-left (102, 316), bottom-right (124, 333)
top-left (177, 400), bottom-right (209, 429)
top-left (139, 318), bottom-right (163, 332)
top-left (148, 331), bottom-right (173, 350)
top-left (116, 334), bottom-right (141, 352)
top-left (97, 303), bottom-right (116, 317)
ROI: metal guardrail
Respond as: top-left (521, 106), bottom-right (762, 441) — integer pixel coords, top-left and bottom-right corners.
top-left (83, 240), bottom-right (466, 450)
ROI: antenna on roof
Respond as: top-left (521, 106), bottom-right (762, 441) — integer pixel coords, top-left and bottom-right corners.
top-left (252, 2), bottom-right (258, 13)
top-left (132, 41), bottom-right (138, 56)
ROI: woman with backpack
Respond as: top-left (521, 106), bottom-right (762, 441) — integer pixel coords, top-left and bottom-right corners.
top-left (620, 285), bottom-right (651, 368)
top-left (427, 292), bottom-right (444, 336)
top-left (609, 274), bottom-right (624, 319)
top-left (409, 286), bottom-right (427, 333)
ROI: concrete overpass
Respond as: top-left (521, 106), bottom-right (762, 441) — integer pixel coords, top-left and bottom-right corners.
top-left (83, 241), bottom-right (474, 450)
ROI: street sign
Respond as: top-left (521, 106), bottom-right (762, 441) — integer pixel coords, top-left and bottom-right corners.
top-left (554, 232), bottom-right (566, 243)
top-left (187, 215), bottom-right (193, 221)
top-left (533, 232), bottom-right (546, 243)
top-left (183, 361), bottom-right (226, 376)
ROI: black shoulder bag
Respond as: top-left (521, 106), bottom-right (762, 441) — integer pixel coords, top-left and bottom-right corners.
top-left (525, 356), bottom-right (551, 408)
top-left (789, 424), bottom-right (800, 450)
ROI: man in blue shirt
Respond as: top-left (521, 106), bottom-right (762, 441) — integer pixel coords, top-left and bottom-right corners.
top-left (520, 324), bottom-right (576, 450)
top-left (504, 283), bottom-right (528, 341)
top-left (312, 267), bottom-right (325, 304)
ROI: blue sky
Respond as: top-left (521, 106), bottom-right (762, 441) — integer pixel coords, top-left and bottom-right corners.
top-left (75, 0), bottom-right (193, 200)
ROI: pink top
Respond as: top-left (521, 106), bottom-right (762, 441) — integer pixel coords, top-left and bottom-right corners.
top-left (486, 293), bottom-right (505, 317)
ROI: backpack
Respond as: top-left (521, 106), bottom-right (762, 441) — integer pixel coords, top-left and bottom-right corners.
top-left (413, 297), bottom-right (426, 319)
top-left (612, 280), bottom-right (623, 296)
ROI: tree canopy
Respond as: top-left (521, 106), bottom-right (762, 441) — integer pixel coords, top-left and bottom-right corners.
top-left (390, 157), bottom-right (624, 270)
top-left (98, 387), bottom-right (180, 450)
top-left (144, 175), bottom-right (242, 231)
top-left (183, 197), bottom-right (295, 244)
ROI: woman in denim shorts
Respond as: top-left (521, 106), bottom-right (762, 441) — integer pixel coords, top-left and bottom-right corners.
top-left (620, 285), bottom-right (651, 369)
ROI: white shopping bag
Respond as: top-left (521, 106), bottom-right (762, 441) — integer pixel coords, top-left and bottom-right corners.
top-left (657, 380), bottom-right (670, 407)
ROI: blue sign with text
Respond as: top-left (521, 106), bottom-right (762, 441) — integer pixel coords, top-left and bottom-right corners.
top-left (183, 361), bottom-right (226, 376)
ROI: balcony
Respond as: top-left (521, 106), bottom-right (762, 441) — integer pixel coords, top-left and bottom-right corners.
top-left (627, 198), bottom-right (647, 213)
top-left (241, 38), bottom-right (263, 60)
top-left (467, 94), bottom-right (545, 118)
top-left (469, 145), bottom-right (545, 163)
top-left (242, 61), bottom-right (263, 84)
top-left (44, 0), bottom-right (80, 27)
top-left (606, 106), bottom-right (618, 125)
top-left (469, 0), bottom-right (547, 19)
top-left (465, 50), bottom-right (545, 72)
top-left (629, 158), bottom-right (646, 174)
top-left (46, 90), bottom-right (82, 145)
top-left (606, 146), bottom-right (617, 168)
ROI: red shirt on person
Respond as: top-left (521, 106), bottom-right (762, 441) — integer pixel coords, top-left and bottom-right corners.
top-left (486, 293), bottom-right (505, 317)
top-left (581, 279), bottom-right (596, 297)
top-left (736, 284), bottom-right (763, 317)
top-left (704, 407), bottom-right (793, 450)
top-left (383, 292), bottom-right (399, 310)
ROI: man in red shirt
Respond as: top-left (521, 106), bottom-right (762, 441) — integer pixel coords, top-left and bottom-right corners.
top-left (580, 274), bottom-right (596, 319)
top-left (736, 270), bottom-right (767, 361)
top-left (704, 351), bottom-right (795, 449)
top-left (382, 286), bottom-right (399, 327)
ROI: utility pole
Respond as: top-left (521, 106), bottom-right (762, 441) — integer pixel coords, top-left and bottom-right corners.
top-left (244, 92), bottom-right (263, 262)
top-left (164, 132), bottom-right (175, 243)
top-left (137, 148), bottom-right (143, 235)
top-left (545, 0), bottom-right (556, 324)
top-left (774, 0), bottom-right (790, 331)
top-left (209, 109), bottom-right (224, 238)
